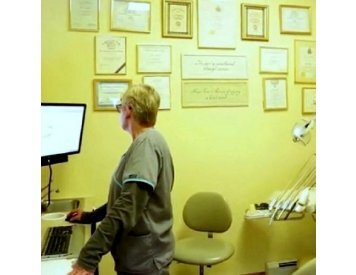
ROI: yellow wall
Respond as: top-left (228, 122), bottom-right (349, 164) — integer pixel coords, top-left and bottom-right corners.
top-left (42, 0), bottom-right (316, 274)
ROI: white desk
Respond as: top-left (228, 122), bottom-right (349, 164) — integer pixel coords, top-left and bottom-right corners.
top-left (41, 214), bottom-right (90, 275)
top-left (41, 258), bottom-right (77, 275)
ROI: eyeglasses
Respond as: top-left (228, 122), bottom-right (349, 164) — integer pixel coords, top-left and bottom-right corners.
top-left (115, 103), bottom-right (122, 113)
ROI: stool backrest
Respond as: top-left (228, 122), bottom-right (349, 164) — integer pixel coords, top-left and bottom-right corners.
top-left (183, 192), bottom-right (232, 233)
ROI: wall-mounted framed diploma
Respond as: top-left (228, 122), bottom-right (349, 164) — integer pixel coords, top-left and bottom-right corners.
top-left (95, 35), bottom-right (126, 75)
top-left (302, 87), bottom-right (316, 114)
top-left (263, 78), bottom-right (288, 111)
top-left (162, 0), bottom-right (193, 38)
top-left (137, 44), bottom-right (172, 73)
top-left (260, 47), bottom-right (288, 74)
top-left (295, 40), bottom-right (316, 84)
top-left (93, 79), bottom-right (131, 111)
top-left (280, 5), bottom-right (311, 35)
top-left (111, 0), bottom-right (151, 33)
top-left (69, 0), bottom-right (99, 32)
top-left (241, 4), bottom-right (269, 41)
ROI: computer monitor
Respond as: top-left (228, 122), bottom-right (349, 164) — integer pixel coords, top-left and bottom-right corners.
top-left (41, 103), bottom-right (86, 166)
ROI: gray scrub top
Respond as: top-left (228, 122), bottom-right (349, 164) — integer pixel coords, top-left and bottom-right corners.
top-left (108, 128), bottom-right (175, 273)
top-left (77, 128), bottom-right (174, 274)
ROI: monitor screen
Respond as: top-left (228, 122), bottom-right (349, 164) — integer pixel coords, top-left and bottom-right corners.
top-left (41, 103), bottom-right (86, 166)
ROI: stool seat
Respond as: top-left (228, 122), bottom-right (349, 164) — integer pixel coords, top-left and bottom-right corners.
top-left (174, 237), bottom-right (234, 265)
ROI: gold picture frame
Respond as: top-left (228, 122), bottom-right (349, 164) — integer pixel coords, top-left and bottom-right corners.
top-left (137, 44), bottom-right (172, 73)
top-left (111, 0), bottom-right (151, 33)
top-left (295, 40), bottom-right (316, 84)
top-left (197, 0), bottom-right (237, 49)
top-left (181, 54), bottom-right (248, 80)
top-left (280, 5), bottom-right (311, 35)
top-left (95, 35), bottom-right (127, 75)
top-left (162, 0), bottom-right (193, 38)
top-left (93, 79), bottom-right (131, 111)
top-left (182, 81), bottom-right (249, 108)
top-left (241, 4), bottom-right (269, 41)
top-left (143, 75), bottom-right (171, 110)
top-left (302, 87), bottom-right (316, 114)
top-left (260, 47), bottom-right (288, 74)
top-left (69, 0), bottom-right (99, 32)
top-left (263, 78), bottom-right (288, 111)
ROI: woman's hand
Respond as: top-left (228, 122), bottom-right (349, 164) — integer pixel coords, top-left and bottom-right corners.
top-left (66, 209), bottom-right (84, 222)
top-left (68, 262), bottom-right (94, 275)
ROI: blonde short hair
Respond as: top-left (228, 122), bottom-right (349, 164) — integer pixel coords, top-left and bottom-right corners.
top-left (121, 84), bottom-right (160, 126)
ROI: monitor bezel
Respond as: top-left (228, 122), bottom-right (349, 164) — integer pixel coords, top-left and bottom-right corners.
top-left (41, 102), bottom-right (86, 166)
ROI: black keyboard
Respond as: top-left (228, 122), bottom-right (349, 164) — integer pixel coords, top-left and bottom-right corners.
top-left (42, 226), bottom-right (72, 256)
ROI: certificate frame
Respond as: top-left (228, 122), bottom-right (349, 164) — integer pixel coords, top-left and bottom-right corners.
top-left (93, 79), bottom-right (132, 111)
top-left (137, 44), bottom-right (172, 73)
top-left (69, 0), bottom-right (99, 32)
top-left (95, 35), bottom-right (127, 75)
top-left (181, 54), bottom-right (248, 80)
top-left (197, 0), bottom-right (237, 49)
top-left (263, 78), bottom-right (288, 111)
top-left (143, 75), bottom-right (171, 110)
top-left (162, 0), bottom-right (193, 39)
top-left (280, 5), bottom-right (311, 35)
top-left (111, 0), bottom-right (151, 33)
top-left (241, 4), bottom-right (269, 41)
top-left (302, 87), bottom-right (316, 114)
top-left (260, 47), bottom-right (288, 74)
top-left (295, 40), bottom-right (316, 84)
top-left (182, 81), bottom-right (249, 108)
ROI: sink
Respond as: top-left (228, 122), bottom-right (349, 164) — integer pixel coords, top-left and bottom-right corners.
top-left (41, 212), bottom-right (67, 221)
top-left (41, 198), bottom-right (80, 213)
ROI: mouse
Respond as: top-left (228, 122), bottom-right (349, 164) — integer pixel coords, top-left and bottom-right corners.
top-left (65, 212), bottom-right (78, 222)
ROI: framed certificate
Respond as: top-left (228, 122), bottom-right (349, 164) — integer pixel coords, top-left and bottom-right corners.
top-left (263, 78), bottom-right (288, 111)
top-left (280, 5), bottom-right (311, 34)
top-left (93, 79), bottom-right (132, 111)
top-left (69, 0), bottom-right (99, 32)
top-left (295, 40), bottom-right (316, 84)
top-left (260, 47), bottom-right (288, 74)
top-left (143, 76), bottom-right (171, 110)
top-left (241, 4), bottom-right (269, 41)
top-left (95, 35), bottom-right (126, 75)
top-left (181, 54), bottom-right (248, 80)
top-left (162, 0), bottom-right (193, 38)
top-left (197, 0), bottom-right (237, 49)
top-left (137, 44), bottom-right (172, 73)
top-left (302, 87), bottom-right (316, 114)
top-left (111, 0), bottom-right (151, 33)
top-left (182, 81), bottom-right (248, 107)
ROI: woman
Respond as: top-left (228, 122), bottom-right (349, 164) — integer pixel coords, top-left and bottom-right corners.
top-left (68, 84), bottom-right (175, 275)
